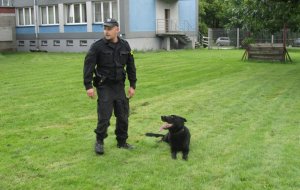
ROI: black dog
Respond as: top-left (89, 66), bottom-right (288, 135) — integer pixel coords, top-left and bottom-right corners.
top-left (146, 115), bottom-right (191, 160)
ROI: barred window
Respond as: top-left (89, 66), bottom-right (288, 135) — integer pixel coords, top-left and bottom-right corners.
top-left (53, 40), bottom-right (60, 46)
top-left (80, 40), bottom-right (88, 46)
top-left (41, 40), bottom-right (48, 46)
top-left (18, 41), bottom-right (25, 46)
top-left (66, 40), bottom-right (74, 46)
top-left (30, 41), bottom-right (36, 46)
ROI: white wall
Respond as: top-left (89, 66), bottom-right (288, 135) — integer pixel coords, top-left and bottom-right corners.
top-left (127, 38), bottom-right (161, 51)
top-left (0, 27), bottom-right (13, 41)
top-left (156, 0), bottom-right (179, 33)
top-left (156, 0), bottom-right (178, 21)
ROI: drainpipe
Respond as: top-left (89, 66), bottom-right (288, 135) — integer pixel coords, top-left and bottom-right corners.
top-left (34, 0), bottom-right (40, 50)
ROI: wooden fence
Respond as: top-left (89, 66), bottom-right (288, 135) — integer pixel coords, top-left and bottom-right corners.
top-left (242, 43), bottom-right (292, 62)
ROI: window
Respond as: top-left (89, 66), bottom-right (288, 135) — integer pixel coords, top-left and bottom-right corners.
top-left (30, 41), bottom-right (36, 46)
top-left (94, 2), bottom-right (102, 23)
top-left (93, 1), bottom-right (118, 23)
top-left (80, 40), bottom-right (87, 46)
top-left (40, 5), bottom-right (59, 25)
top-left (103, 2), bottom-right (110, 20)
top-left (41, 7), bottom-right (47, 24)
top-left (41, 40), bottom-right (48, 46)
top-left (1, 0), bottom-right (12, 6)
top-left (17, 7), bottom-right (34, 26)
top-left (25, 8), bottom-right (30, 24)
top-left (18, 41), bottom-right (25, 46)
top-left (53, 40), bottom-right (60, 46)
top-left (18, 9), bottom-right (24, 25)
top-left (66, 3), bottom-right (87, 24)
top-left (112, 1), bottom-right (118, 19)
top-left (66, 40), bottom-right (73, 46)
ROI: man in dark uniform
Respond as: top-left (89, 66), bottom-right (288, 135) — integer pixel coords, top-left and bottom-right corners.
top-left (83, 18), bottom-right (137, 155)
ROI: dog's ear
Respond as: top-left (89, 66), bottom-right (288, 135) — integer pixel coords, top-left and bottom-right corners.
top-left (181, 117), bottom-right (187, 122)
top-left (172, 115), bottom-right (187, 123)
top-left (171, 115), bottom-right (187, 127)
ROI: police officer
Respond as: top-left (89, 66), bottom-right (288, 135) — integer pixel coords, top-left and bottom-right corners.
top-left (83, 18), bottom-right (137, 155)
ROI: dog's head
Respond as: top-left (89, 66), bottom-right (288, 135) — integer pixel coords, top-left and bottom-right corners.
top-left (160, 115), bottom-right (187, 131)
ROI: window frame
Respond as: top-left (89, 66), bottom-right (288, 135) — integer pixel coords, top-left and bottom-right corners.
top-left (53, 40), bottom-right (60, 46)
top-left (40, 5), bottom-right (59, 25)
top-left (93, 2), bottom-right (103, 23)
top-left (65, 3), bottom-right (87, 24)
top-left (1, 0), bottom-right (12, 7)
top-left (18, 41), bottom-right (25, 46)
top-left (93, 1), bottom-right (118, 24)
top-left (66, 40), bottom-right (74, 46)
top-left (16, 7), bottom-right (35, 26)
top-left (30, 40), bottom-right (36, 46)
top-left (80, 40), bottom-right (88, 46)
top-left (41, 40), bottom-right (48, 46)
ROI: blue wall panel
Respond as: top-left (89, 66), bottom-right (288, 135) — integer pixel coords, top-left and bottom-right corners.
top-left (129, 0), bottom-right (156, 32)
top-left (16, 26), bottom-right (35, 34)
top-left (39, 25), bottom-right (59, 33)
top-left (64, 25), bottom-right (87, 33)
top-left (178, 0), bottom-right (196, 31)
top-left (92, 24), bottom-right (104, 32)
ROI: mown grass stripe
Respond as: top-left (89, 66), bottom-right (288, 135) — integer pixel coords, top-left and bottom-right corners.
top-left (0, 49), bottom-right (299, 189)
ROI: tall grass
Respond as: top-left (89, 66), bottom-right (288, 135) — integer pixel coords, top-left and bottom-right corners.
top-left (0, 49), bottom-right (299, 190)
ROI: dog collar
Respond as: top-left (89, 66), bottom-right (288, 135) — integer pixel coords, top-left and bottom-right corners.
top-left (173, 128), bottom-right (185, 135)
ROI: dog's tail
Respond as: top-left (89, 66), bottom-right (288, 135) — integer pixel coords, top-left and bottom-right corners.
top-left (145, 133), bottom-right (165, 138)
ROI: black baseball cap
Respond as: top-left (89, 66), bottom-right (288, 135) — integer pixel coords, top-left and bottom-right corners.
top-left (103, 18), bottom-right (119, 27)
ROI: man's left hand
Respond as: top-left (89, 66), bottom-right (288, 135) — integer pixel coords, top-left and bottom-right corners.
top-left (128, 87), bottom-right (135, 98)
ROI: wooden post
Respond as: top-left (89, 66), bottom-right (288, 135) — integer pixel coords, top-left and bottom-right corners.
top-left (237, 28), bottom-right (240, 48)
top-left (283, 23), bottom-right (287, 48)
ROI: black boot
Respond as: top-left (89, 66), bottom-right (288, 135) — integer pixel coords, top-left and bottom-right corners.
top-left (117, 142), bottom-right (134, 149)
top-left (95, 140), bottom-right (104, 155)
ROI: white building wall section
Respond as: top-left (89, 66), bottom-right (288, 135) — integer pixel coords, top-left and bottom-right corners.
top-left (0, 27), bottom-right (13, 41)
top-left (58, 3), bottom-right (64, 33)
top-left (127, 37), bottom-right (161, 51)
top-left (156, 0), bottom-right (178, 27)
top-left (86, 1), bottom-right (92, 32)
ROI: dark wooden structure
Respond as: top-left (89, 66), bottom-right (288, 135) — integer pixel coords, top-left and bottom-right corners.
top-left (242, 43), bottom-right (292, 62)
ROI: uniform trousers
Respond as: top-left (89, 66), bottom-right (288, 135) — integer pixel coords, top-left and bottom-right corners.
top-left (94, 81), bottom-right (129, 144)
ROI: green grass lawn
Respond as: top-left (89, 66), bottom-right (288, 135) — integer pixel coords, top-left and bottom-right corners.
top-left (0, 49), bottom-right (299, 190)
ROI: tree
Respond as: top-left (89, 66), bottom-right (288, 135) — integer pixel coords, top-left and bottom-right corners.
top-left (198, 0), bottom-right (300, 40)
top-left (225, 0), bottom-right (300, 34)
top-left (198, 0), bottom-right (230, 35)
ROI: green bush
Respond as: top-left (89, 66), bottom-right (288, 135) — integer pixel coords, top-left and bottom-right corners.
top-left (242, 37), bottom-right (255, 48)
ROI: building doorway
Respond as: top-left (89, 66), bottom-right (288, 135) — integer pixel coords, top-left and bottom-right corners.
top-left (165, 9), bottom-right (170, 32)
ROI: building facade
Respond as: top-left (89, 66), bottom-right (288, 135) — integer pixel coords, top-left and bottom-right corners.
top-left (13, 0), bottom-right (198, 52)
top-left (0, 0), bottom-right (16, 51)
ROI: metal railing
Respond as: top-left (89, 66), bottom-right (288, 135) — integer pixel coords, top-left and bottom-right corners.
top-left (207, 28), bottom-right (300, 49)
top-left (156, 19), bottom-right (196, 35)
top-left (196, 31), bottom-right (209, 47)
top-left (156, 19), bottom-right (179, 34)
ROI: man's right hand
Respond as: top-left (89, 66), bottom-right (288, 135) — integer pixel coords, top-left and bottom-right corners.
top-left (86, 88), bottom-right (95, 99)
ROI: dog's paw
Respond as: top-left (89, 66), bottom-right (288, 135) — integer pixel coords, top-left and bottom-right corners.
top-left (171, 153), bottom-right (177, 160)
top-left (182, 155), bottom-right (188, 161)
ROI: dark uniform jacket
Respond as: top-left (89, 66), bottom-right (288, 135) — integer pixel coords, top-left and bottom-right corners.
top-left (83, 37), bottom-right (137, 90)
